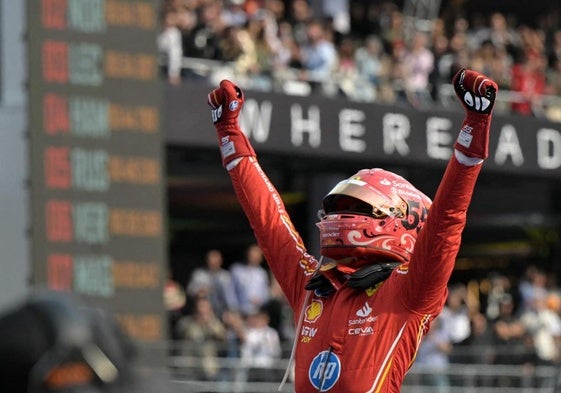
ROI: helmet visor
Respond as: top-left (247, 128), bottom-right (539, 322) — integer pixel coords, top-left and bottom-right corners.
top-left (323, 179), bottom-right (405, 218)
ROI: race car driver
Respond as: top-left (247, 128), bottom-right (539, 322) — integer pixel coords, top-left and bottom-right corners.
top-left (206, 68), bottom-right (498, 392)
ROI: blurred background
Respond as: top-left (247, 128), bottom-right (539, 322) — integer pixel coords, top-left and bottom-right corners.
top-left (1, 0), bottom-right (561, 391)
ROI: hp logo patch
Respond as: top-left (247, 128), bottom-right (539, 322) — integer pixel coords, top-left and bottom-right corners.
top-left (229, 100), bottom-right (239, 111)
top-left (309, 350), bottom-right (341, 391)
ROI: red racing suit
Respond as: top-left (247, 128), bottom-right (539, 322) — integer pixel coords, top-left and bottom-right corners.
top-left (226, 154), bottom-right (481, 392)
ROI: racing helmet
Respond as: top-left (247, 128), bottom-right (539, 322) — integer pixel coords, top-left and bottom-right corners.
top-left (316, 168), bottom-right (432, 264)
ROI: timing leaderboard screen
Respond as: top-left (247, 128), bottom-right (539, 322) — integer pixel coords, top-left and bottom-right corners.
top-left (27, 0), bottom-right (167, 342)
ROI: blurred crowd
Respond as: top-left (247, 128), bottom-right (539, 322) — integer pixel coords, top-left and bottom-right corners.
top-left (165, 244), bottom-right (292, 384)
top-left (412, 265), bottom-right (561, 389)
top-left (165, 243), bottom-right (561, 388)
top-left (157, 0), bottom-right (561, 119)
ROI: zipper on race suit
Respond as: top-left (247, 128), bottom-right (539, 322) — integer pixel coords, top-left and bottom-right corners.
top-left (318, 346), bottom-right (334, 392)
top-left (278, 257), bottom-right (324, 392)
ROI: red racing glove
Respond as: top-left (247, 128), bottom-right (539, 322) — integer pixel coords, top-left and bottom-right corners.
top-left (207, 80), bottom-right (256, 168)
top-left (453, 68), bottom-right (498, 160)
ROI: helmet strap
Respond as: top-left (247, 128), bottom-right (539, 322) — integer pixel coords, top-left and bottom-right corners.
top-left (304, 273), bottom-right (336, 297)
top-left (304, 262), bottom-right (401, 295)
top-left (304, 263), bottom-right (346, 296)
top-left (347, 262), bottom-right (401, 289)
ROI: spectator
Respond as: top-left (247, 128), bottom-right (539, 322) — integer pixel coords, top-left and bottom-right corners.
top-left (164, 276), bottom-right (187, 341)
top-left (176, 7), bottom-right (198, 58)
top-left (380, 7), bottom-right (405, 53)
top-left (218, 25), bottom-right (245, 63)
top-left (262, 0), bottom-right (286, 22)
top-left (175, 296), bottom-right (227, 381)
top-left (488, 45), bottom-right (514, 89)
top-left (354, 34), bottom-right (389, 101)
top-left (410, 317), bottom-right (452, 393)
top-left (546, 57), bottom-right (561, 120)
top-left (186, 2), bottom-right (225, 60)
top-left (439, 283), bottom-right (472, 346)
top-left (335, 36), bottom-right (360, 99)
top-left (221, 306), bottom-right (247, 363)
top-left (271, 21), bottom-right (311, 95)
top-left (491, 293), bottom-right (529, 366)
top-left (510, 51), bottom-right (548, 117)
top-left (238, 306), bottom-right (282, 383)
top-left (447, 31), bottom-right (471, 78)
top-left (298, 19), bottom-right (339, 93)
top-left (261, 276), bottom-right (295, 344)
top-left (462, 312), bottom-right (496, 365)
top-left (470, 40), bottom-right (498, 79)
top-left (287, 0), bottom-right (313, 47)
top-left (518, 265), bottom-right (549, 313)
top-left (321, 0), bottom-right (351, 36)
top-left (484, 272), bottom-right (516, 321)
top-left (230, 244), bottom-right (270, 317)
top-left (186, 249), bottom-right (239, 320)
top-left (235, 11), bottom-right (277, 90)
top-left (428, 21), bottom-right (451, 101)
top-left (221, 0), bottom-right (248, 28)
top-left (547, 29), bottom-right (561, 71)
top-left (348, 1), bottom-right (381, 37)
top-left (157, 10), bottom-right (183, 85)
top-left (471, 13), bottom-right (520, 53)
top-left (400, 30), bottom-right (435, 108)
top-left (519, 290), bottom-right (561, 365)
top-left (273, 21), bottom-right (303, 71)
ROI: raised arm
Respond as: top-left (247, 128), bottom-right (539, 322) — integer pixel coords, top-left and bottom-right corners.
top-left (403, 69), bottom-right (498, 313)
top-left (207, 81), bottom-right (318, 310)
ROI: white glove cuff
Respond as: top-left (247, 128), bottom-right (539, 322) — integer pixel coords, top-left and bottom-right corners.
top-left (454, 149), bottom-right (484, 166)
top-left (226, 157), bottom-right (244, 171)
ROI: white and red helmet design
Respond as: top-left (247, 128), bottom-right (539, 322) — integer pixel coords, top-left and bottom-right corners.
top-left (316, 169), bottom-right (432, 264)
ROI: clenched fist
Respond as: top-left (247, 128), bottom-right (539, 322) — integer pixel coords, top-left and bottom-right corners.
top-left (207, 80), bottom-right (255, 169)
top-left (207, 80), bottom-right (244, 125)
top-left (452, 69), bottom-right (498, 160)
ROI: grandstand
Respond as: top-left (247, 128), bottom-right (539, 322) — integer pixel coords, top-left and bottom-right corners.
top-left (0, 0), bottom-right (561, 392)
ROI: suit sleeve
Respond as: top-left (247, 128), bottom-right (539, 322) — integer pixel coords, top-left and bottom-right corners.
top-left (402, 155), bottom-right (482, 314)
top-left (227, 156), bottom-right (319, 310)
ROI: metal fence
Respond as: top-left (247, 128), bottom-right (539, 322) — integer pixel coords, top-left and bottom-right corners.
top-left (139, 341), bottom-right (561, 393)
top-left (167, 361), bottom-right (558, 393)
